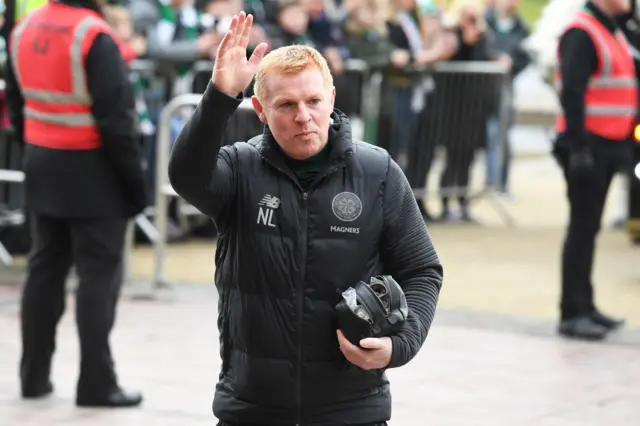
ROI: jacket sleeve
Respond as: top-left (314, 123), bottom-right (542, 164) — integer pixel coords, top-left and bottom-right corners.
top-left (145, 32), bottom-right (201, 63)
top-left (168, 83), bottom-right (242, 221)
top-left (127, 0), bottom-right (200, 63)
top-left (127, 0), bottom-right (160, 34)
top-left (86, 33), bottom-right (147, 216)
top-left (558, 27), bottom-right (598, 146)
top-left (380, 158), bottom-right (443, 369)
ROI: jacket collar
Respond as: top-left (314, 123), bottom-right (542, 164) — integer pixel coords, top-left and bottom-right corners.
top-left (254, 109), bottom-right (355, 173)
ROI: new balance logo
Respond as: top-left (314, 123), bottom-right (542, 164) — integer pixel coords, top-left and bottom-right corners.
top-left (258, 194), bottom-right (281, 209)
top-left (257, 194), bottom-right (280, 228)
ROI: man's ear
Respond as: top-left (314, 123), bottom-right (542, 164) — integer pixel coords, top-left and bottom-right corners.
top-left (252, 96), bottom-right (267, 124)
top-left (330, 86), bottom-right (336, 109)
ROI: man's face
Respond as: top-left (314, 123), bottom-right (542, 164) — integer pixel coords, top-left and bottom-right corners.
top-left (252, 67), bottom-right (335, 160)
top-left (496, 0), bottom-right (519, 14)
top-left (393, 0), bottom-right (416, 11)
top-left (609, 0), bottom-right (632, 14)
top-left (278, 5), bottom-right (309, 35)
top-left (306, 0), bottom-right (324, 15)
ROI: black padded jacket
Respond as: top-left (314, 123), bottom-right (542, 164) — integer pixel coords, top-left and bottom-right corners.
top-left (168, 83), bottom-right (444, 426)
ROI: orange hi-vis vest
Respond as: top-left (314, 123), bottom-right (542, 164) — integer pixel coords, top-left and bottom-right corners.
top-left (10, 3), bottom-right (118, 150)
top-left (555, 10), bottom-right (638, 141)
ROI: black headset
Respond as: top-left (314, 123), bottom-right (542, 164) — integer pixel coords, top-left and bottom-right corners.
top-left (335, 275), bottom-right (409, 347)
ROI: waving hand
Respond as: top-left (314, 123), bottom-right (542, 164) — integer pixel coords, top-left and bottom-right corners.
top-left (211, 12), bottom-right (269, 97)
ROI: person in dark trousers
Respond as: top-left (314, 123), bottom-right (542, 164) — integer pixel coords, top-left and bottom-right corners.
top-left (438, 1), bottom-right (507, 222)
top-left (6, 0), bottom-right (146, 406)
top-left (553, 0), bottom-right (635, 341)
top-left (169, 12), bottom-right (443, 426)
top-left (485, 0), bottom-right (531, 196)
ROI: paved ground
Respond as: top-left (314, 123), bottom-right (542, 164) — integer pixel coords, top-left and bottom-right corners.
top-left (1, 284), bottom-right (639, 426)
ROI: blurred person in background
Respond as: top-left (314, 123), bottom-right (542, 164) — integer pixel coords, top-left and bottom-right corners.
top-left (342, 0), bottom-right (413, 71)
top-left (485, 0), bottom-right (530, 198)
top-left (6, 0), bottom-right (146, 406)
top-left (263, 0), bottom-right (316, 48)
top-left (204, 0), bottom-right (270, 60)
top-left (104, 1), bottom-right (157, 204)
top-left (305, 0), bottom-right (347, 76)
top-left (383, 0), bottom-right (433, 169)
top-left (553, 0), bottom-right (634, 340)
top-left (411, 0), bottom-right (457, 220)
top-left (342, 0), bottom-right (413, 142)
top-left (0, 0), bottom-right (8, 137)
top-left (377, 0), bottom-right (451, 221)
top-left (127, 0), bottom-right (219, 64)
top-left (104, 2), bottom-right (149, 61)
top-left (305, 0), bottom-right (358, 115)
top-left (264, 0), bottom-right (350, 111)
top-left (437, 0), bottom-right (508, 222)
top-left (104, 2), bottom-right (155, 136)
top-left (0, 0), bottom-right (6, 70)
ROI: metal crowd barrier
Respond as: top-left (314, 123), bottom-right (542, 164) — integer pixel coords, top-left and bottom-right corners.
top-left (127, 59), bottom-right (168, 246)
top-left (0, 169), bottom-right (26, 266)
top-left (418, 60), bottom-right (514, 225)
top-left (131, 94), bottom-right (257, 297)
top-left (141, 60), bottom-right (518, 293)
top-left (0, 58), bottom-right (516, 289)
top-left (0, 76), bottom-right (27, 266)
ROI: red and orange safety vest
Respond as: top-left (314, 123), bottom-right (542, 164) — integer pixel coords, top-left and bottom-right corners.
top-left (10, 2), bottom-right (126, 150)
top-left (555, 10), bottom-right (638, 141)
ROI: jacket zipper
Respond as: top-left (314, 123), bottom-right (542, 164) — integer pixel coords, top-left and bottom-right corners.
top-left (297, 190), bottom-right (308, 426)
top-left (263, 152), bottom-right (353, 426)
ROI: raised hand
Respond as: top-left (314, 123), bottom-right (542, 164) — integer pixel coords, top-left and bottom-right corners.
top-left (211, 12), bottom-right (269, 97)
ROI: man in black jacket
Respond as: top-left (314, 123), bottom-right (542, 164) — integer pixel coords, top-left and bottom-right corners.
top-left (168, 11), bottom-right (444, 426)
top-left (6, 0), bottom-right (146, 407)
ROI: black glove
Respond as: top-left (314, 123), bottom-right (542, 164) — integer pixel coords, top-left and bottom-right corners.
top-left (568, 144), bottom-right (594, 181)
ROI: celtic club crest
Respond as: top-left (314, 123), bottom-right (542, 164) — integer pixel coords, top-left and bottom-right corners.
top-left (332, 192), bottom-right (363, 222)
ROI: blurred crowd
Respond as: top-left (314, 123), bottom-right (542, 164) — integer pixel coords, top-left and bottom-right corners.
top-left (0, 0), bottom-right (534, 236)
top-left (104, 0), bottom-right (532, 224)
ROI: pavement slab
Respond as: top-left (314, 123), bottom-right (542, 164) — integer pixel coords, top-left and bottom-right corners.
top-left (1, 287), bottom-right (639, 426)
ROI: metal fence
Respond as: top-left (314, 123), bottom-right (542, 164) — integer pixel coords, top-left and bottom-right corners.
top-left (134, 59), bottom-right (514, 296)
top-left (0, 58), bottom-right (514, 293)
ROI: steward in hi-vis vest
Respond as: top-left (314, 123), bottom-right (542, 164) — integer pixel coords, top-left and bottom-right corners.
top-left (5, 0), bottom-right (146, 407)
top-left (552, 0), bottom-right (635, 342)
top-left (555, 9), bottom-right (637, 139)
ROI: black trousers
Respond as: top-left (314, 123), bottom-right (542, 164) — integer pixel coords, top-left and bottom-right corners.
top-left (440, 145), bottom-right (476, 198)
top-left (554, 138), bottom-right (632, 320)
top-left (20, 214), bottom-right (128, 397)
